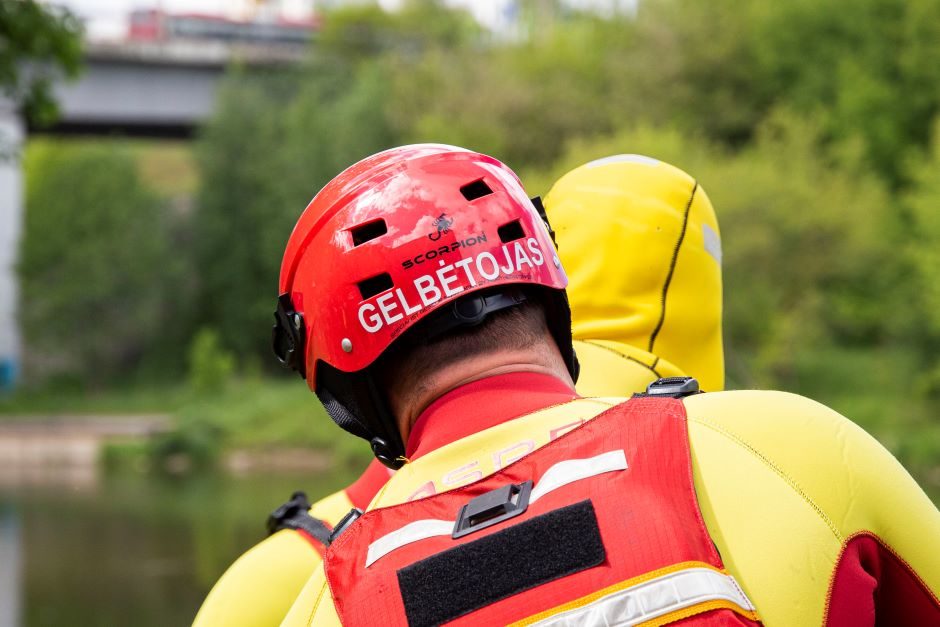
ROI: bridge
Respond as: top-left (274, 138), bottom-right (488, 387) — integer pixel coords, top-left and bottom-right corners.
top-left (0, 41), bottom-right (304, 390)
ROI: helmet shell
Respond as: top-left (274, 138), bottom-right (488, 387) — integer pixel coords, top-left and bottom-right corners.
top-left (279, 144), bottom-right (567, 391)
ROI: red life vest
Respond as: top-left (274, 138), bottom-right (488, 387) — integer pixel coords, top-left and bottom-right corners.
top-left (324, 396), bottom-right (762, 626)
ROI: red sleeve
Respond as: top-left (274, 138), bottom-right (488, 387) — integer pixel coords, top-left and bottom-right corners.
top-left (344, 459), bottom-right (393, 510)
top-left (825, 532), bottom-right (940, 627)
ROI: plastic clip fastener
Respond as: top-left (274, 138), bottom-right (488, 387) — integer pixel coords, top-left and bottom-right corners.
top-left (645, 376), bottom-right (701, 398)
top-left (330, 507), bottom-right (363, 543)
top-left (452, 480), bottom-right (532, 539)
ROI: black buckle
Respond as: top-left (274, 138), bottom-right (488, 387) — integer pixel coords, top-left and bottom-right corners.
top-left (266, 490), bottom-right (333, 546)
top-left (329, 507), bottom-right (363, 544)
top-left (272, 293), bottom-right (306, 378)
top-left (452, 480), bottom-right (532, 539)
top-left (267, 490), bottom-right (310, 535)
top-left (645, 376), bottom-right (701, 398)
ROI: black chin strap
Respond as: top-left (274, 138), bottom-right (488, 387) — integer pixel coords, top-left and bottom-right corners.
top-left (364, 370), bottom-right (407, 469)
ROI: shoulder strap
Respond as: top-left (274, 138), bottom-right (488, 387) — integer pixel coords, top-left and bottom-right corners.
top-left (266, 490), bottom-right (333, 547)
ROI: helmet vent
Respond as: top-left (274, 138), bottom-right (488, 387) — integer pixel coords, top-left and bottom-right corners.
top-left (350, 219), bottom-right (388, 247)
top-left (358, 272), bottom-right (394, 300)
top-left (498, 220), bottom-right (525, 243)
top-left (460, 179), bottom-right (493, 201)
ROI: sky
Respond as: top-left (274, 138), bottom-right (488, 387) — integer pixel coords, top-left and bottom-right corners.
top-left (54, 0), bottom-right (525, 40)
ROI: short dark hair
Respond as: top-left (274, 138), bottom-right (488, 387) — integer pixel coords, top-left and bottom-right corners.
top-left (377, 299), bottom-right (551, 407)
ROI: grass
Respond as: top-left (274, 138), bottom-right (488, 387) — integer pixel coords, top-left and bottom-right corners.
top-left (0, 383), bottom-right (192, 416)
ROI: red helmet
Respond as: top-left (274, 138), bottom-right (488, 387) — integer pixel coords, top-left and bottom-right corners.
top-left (273, 144), bottom-right (577, 467)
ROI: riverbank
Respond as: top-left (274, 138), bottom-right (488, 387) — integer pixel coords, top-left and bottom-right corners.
top-left (0, 415), bottom-right (169, 488)
top-left (0, 414), bottom-right (338, 490)
top-left (1, 368), bottom-right (937, 501)
top-left (0, 378), bottom-right (373, 479)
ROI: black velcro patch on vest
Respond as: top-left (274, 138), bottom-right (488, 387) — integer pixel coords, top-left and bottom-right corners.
top-left (397, 500), bottom-right (605, 627)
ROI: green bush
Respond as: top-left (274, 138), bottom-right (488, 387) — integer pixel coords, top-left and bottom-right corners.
top-left (148, 421), bottom-right (223, 474)
top-left (187, 328), bottom-right (235, 394)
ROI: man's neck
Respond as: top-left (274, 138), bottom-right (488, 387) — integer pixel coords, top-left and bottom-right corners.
top-left (392, 348), bottom-right (574, 440)
top-left (404, 371), bottom-right (578, 459)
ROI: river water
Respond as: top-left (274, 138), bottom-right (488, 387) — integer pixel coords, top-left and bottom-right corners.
top-left (1, 465), bottom-right (936, 627)
top-left (0, 467), bottom-right (359, 627)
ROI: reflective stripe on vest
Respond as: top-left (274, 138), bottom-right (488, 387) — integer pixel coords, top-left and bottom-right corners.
top-left (514, 562), bottom-right (757, 626)
top-left (366, 449), bottom-right (628, 567)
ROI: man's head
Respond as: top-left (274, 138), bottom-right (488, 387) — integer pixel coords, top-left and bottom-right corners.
top-left (273, 145), bottom-right (577, 468)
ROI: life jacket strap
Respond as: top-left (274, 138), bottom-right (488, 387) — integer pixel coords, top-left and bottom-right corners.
top-left (266, 490), bottom-right (333, 547)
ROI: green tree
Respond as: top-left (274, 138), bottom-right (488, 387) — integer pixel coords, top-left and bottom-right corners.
top-left (0, 0), bottom-right (82, 125)
top-left (904, 120), bottom-right (940, 354)
top-left (192, 59), bottom-right (395, 363)
top-left (753, 0), bottom-right (940, 184)
top-left (624, 0), bottom-right (940, 184)
top-left (190, 0), bottom-right (940, 398)
top-left (191, 70), bottom-right (301, 362)
top-left (20, 141), bottom-right (175, 382)
top-left (388, 11), bottom-right (635, 167)
top-left (533, 115), bottom-right (898, 387)
top-left (317, 0), bottom-right (478, 62)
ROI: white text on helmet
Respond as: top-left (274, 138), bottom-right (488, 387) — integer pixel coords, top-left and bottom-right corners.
top-left (357, 237), bottom-right (546, 334)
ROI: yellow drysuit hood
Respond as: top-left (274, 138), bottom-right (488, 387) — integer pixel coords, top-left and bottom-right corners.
top-left (544, 154), bottom-right (724, 391)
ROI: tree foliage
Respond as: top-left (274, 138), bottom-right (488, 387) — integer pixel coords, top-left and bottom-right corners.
top-left (191, 53), bottom-right (396, 362)
top-left (20, 0), bottom-right (940, 407)
top-left (20, 141), bottom-right (176, 382)
top-left (17, 0), bottom-right (940, 479)
top-left (136, 0), bottom-right (940, 389)
top-left (0, 0), bottom-right (82, 124)
top-left (905, 122), bottom-right (940, 343)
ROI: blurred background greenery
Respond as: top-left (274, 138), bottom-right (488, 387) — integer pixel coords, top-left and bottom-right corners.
top-left (2, 0), bottom-right (940, 621)
top-left (8, 0), bottom-right (939, 484)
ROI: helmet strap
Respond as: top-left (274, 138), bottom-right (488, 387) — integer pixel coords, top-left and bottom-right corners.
top-left (364, 369), bottom-right (407, 469)
top-left (530, 196), bottom-right (557, 247)
top-left (272, 293), bottom-right (307, 378)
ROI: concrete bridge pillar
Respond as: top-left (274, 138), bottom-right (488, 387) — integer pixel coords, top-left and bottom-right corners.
top-left (0, 99), bottom-right (23, 391)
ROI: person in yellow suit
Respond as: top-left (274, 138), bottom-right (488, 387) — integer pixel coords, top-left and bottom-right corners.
top-left (192, 152), bottom-right (725, 627)
top-left (275, 145), bottom-right (940, 626)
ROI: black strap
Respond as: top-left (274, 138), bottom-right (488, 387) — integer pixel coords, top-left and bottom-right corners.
top-left (530, 196), bottom-right (557, 247)
top-left (266, 491), bottom-right (333, 547)
top-left (272, 293), bottom-right (307, 378)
